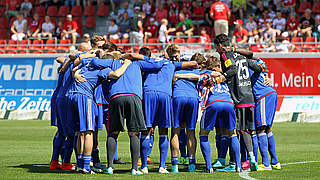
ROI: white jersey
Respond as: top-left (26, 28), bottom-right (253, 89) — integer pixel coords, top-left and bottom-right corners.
top-left (42, 22), bottom-right (55, 33)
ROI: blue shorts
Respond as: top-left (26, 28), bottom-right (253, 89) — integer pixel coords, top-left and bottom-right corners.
top-left (200, 101), bottom-right (236, 131)
top-left (70, 94), bottom-right (98, 132)
top-left (255, 92), bottom-right (277, 128)
top-left (50, 101), bottom-right (57, 126)
top-left (143, 91), bottom-right (172, 128)
top-left (96, 104), bottom-right (104, 131)
top-left (172, 96), bottom-right (199, 130)
top-left (57, 97), bottom-right (74, 135)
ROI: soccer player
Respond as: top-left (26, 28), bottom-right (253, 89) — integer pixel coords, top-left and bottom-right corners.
top-left (91, 52), bottom-right (165, 175)
top-left (49, 56), bottom-right (68, 170)
top-left (212, 34), bottom-right (267, 172)
top-left (68, 52), bottom-right (132, 174)
top-left (138, 46), bottom-right (198, 174)
top-left (170, 53), bottom-right (203, 172)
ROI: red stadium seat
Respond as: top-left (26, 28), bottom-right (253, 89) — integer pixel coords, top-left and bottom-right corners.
top-left (312, 2), bottom-right (320, 13)
top-left (47, 50), bottom-right (57, 53)
top-left (120, 38), bottom-right (130, 49)
top-left (47, 6), bottom-right (58, 17)
top-left (0, 40), bottom-right (6, 50)
top-left (83, 16), bottom-right (96, 28)
top-left (6, 40), bottom-right (18, 50)
top-left (17, 40), bottom-right (30, 50)
top-left (30, 39), bottom-right (43, 50)
top-left (0, 29), bottom-right (7, 40)
top-left (187, 38), bottom-right (199, 44)
top-left (19, 50), bottom-right (27, 54)
top-left (44, 39), bottom-right (57, 50)
top-left (0, 17), bottom-right (8, 29)
top-left (32, 50), bottom-right (43, 54)
top-left (0, 7), bottom-right (6, 17)
top-left (147, 38), bottom-right (159, 49)
top-left (291, 37), bottom-right (303, 49)
top-left (307, 49), bottom-right (319, 53)
top-left (57, 39), bottom-right (71, 51)
top-left (71, 5), bottom-right (82, 16)
top-left (97, 5), bottom-right (109, 16)
top-left (84, 6), bottom-right (95, 16)
top-left (303, 37), bottom-right (316, 49)
top-left (298, 1), bottom-right (311, 14)
top-left (174, 38), bottom-right (185, 44)
top-left (58, 6), bottom-right (70, 17)
top-left (35, 6), bottom-right (45, 17)
top-left (7, 50), bottom-right (17, 54)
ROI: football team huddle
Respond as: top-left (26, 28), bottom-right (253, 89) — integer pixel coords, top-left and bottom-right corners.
top-left (49, 33), bottom-right (281, 175)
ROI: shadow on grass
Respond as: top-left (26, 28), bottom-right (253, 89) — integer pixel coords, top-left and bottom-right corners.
top-left (10, 164), bottom-right (76, 174)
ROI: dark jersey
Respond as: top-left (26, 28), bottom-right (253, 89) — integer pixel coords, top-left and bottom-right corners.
top-left (220, 52), bottom-right (263, 107)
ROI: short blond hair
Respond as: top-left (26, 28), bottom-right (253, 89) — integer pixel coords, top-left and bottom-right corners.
top-left (166, 44), bottom-right (180, 57)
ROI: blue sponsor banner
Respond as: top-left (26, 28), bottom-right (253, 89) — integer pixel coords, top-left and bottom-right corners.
top-left (0, 57), bottom-right (59, 111)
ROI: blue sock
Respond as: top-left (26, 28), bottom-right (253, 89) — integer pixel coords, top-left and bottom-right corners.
top-left (140, 134), bottom-right (150, 168)
top-left (83, 154), bottom-right (91, 171)
top-left (92, 146), bottom-right (100, 164)
top-left (200, 135), bottom-right (212, 170)
top-left (267, 132), bottom-right (279, 165)
top-left (230, 136), bottom-right (241, 169)
top-left (215, 134), bottom-right (222, 158)
top-left (114, 140), bottom-right (119, 161)
top-left (179, 129), bottom-right (188, 158)
top-left (240, 135), bottom-right (247, 162)
top-left (51, 132), bottom-right (65, 161)
top-left (252, 133), bottom-right (258, 162)
top-left (171, 156), bottom-right (178, 165)
top-left (159, 135), bottom-right (169, 168)
top-left (78, 154), bottom-right (84, 169)
top-left (189, 156), bottom-right (195, 165)
top-left (148, 133), bottom-right (154, 157)
top-left (258, 133), bottom-right (270, 167)
top-left (220, 135), bottom-right (229, 159)
top-left (63, 135), bottom-right (74, 163)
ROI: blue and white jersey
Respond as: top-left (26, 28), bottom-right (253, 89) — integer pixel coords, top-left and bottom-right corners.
top-left (198, 71), bottom-right (233, 109)
top-left (143, 59), bottom-right (182, 96)
top-left (173, 69), bottom-right (200, 98)
top-left (249, 59), bottom-right (276, 101)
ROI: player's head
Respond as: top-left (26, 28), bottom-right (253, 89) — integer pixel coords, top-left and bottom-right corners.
top-left (117, 48), bottom-right (126, 54)
top-left (78, 42), bottom-right (91, 52)
top-left (102, 53), bottom-right (115, 59)
top-left (214, 34), bottom-right (230, 54)
top-left (190, 53), bottom-right (206, 69)
top-left (206, 56), bottom-right (222, 73)
top-left (103, 42), bottom-right (117, 52)
top-left (90, 35), bottom-right (105, 49)
top-left (166, 44), bottom-right (180, 62)
top-left (95, 49), bottom-right (105, 58)
top-left (139, 47), bottom-right (152, 57)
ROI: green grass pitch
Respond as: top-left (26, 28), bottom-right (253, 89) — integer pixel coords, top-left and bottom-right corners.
top-left (0, 120), bottom-right (319, 180)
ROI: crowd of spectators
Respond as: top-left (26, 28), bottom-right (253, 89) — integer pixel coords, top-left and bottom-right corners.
top-left (2, 0), bottom-right (320, 53)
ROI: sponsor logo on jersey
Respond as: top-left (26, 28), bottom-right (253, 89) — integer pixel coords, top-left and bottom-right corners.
top-left (225, 59), bottom-right (232, 67)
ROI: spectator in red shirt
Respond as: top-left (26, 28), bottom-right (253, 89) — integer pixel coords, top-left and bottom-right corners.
top-left (155, 4), bottom-right (168, 24)
top-left (181, 7), bottom-right (192, 20)
top-left (182, 0), bottom-right (192, 9)
top-left (27, 13), bottom-right (41, 38)
top-left (191, 1), bottom-right (205, 27)
top-left (200, 28), bottom-right (212, 50)
top-left (62, 14), bottom-right (79, 47)
top-left (144, 17), bottom-right (158, 43)
top-left (6, 0), bottom-right (21, 17)
top-left (168, 8), bottom-right (178, 27)
top-left (232, 19), bottom-right (248, 45)
top-left (210, 0), bottom-right (230, 36)
top-left (286, 12), bottom-right (299, 37)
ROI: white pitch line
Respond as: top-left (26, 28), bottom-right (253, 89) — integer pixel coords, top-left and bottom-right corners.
top-left (238, 161), bottom-right (320, 180)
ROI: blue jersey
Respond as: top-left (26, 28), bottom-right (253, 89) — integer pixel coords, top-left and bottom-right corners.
top-left (56, 63), bottom-right (74, 99)
top-left (51, 65), bottom-right (64, 102)
top-left (94, 84), bottom-right (108, 104)
top-left (92, 57), bottom-right (164, 99)
top-left (173, 69), bottom-right (200, 98)
top-left (143, 59), bottom-right (182, 96)
top-left (249, 60), bottom-right (276, 101)
top-left (68, 62), bottom-right (112, 99)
